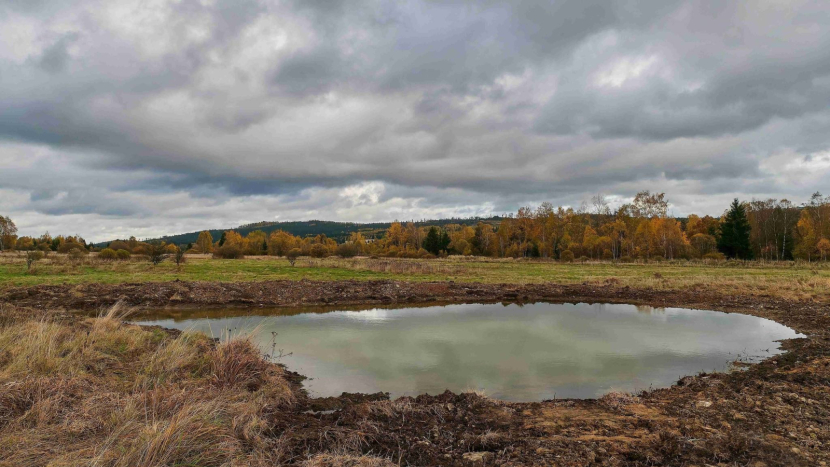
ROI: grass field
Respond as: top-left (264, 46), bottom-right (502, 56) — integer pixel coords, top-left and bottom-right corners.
top-left (2, 253), bottom-right (829, 302)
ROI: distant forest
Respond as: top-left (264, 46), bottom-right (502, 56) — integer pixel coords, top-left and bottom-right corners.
top-left (146, 217), bottom-right (504, 247)
top-left (3, 191), bottom-right (829, 262)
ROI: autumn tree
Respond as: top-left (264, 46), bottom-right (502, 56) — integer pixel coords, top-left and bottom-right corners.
top-left (631, 191), bottom-right (668, 219)
top-left (268, 230), bottom-right (298, 256)
top-left (807, 192), bottom-right (829, 239)
top-left (794, 210), bottom-right (818, 261)
top-left (243, 230), bottom-right (267, 255)
top-left (817, 238), bottom-right (830, 261)
top-left (582, 226), bottom-right (599, 258)
top-left (385, 222), bottom-right (406, 249)
top-left (777, 199), bottom-right (797, 260)
top-left (348, 232), bottom-right (367, 255)
top-left (718, 199), bottom-right (753, 259)
top-left (601, 218), bottom-right (627, 260)
top-left (15, 236), bottom-right (34, 251)
top-left (0, 216), bottom-right (17, 251)
top-left (228, 231), bottom-right (245, 247)
top-left (690, 233), bottom-right (717, 257)
top-left (472, 222), bottom-right (496, 256)
top-left (195, 231), bottom-right (214, 254)
top-left (746, 199), bottom-right (798, 260)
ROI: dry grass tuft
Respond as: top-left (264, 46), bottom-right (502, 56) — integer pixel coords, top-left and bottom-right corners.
top-left (211, 337), bottom-right (266, 390)
top-left (0, 304), bottom-right (299, 466)
top-left (99, 401), bottom-right (240, 467)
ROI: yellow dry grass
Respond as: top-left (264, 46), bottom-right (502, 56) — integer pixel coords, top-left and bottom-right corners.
top-left (0, 303), bottom-right (296, 467)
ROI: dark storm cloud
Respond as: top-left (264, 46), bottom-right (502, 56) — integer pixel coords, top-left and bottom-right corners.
top-left (1, 0), bottom-right (830, 240)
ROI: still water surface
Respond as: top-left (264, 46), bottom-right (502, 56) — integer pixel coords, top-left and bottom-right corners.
top-left (136, 303), bottom-right (801, 401)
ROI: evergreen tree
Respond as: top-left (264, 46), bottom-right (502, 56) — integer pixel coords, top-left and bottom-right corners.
top-left (218, 232), bottom-right (227, 247)
top-left (439, 231), bottom-right (451, 252)
top-left (718, 199), bottom-right (753, 259)
top-left (422, 227), bottom-right (441, 254)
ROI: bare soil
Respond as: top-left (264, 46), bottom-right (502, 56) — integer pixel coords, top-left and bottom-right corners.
top-left (2, 280), bottom-right (829, 466)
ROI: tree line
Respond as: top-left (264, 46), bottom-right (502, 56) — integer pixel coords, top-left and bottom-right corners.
top-left (1, 191), bottom-right (829, 262)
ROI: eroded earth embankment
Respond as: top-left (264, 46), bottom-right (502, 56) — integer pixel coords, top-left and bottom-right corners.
top-left (2, 280), bottom-right (829, 466)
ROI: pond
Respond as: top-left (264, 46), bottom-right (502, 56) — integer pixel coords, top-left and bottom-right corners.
top-left (135, 302), bottom-right (802, 402)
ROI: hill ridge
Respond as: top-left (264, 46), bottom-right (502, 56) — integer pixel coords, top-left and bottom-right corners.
top-left (94, 216), bottom-right (504, 247)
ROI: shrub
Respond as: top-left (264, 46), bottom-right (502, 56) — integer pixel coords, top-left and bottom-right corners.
top-left (108, 240), bottom-right (130, 252)
top-left (213, 244), bottom-right (243, 259)
top-left (619, 255), bottom-right (633, 263)
top-left (148, 242), bottom-right (171, 265)
top-left (286, 248), bottom-right (301, 266)
top-left (309, 244), bottom-right (329, 258)
top-left (602, 249), bottom-right (613, 260)
top-left (703, 252), bottom-right (726, 261)
top-left (57, 242), bottom-right (86, 254)
top-left (116, 249), bottom-right (131, 260)
top-left (417, 248), bottom-right (434, 259)
top-left (578, 256), bottom-right (589, 263)
top-left (336, 243), bottom-right (358, 258)
top-left (25, 250), bottom-right (44, 270)
top-left (68, 249), bottom-right (87, 263)
top-left (99, 248), bottom-right (117, 261)
top-left (560, 250), bottom-right (575, 262)
top-left (174, 247), bottom-right (186, 266)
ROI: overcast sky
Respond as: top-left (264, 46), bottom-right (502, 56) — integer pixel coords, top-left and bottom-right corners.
top-left (2, 0), bottom-right (829, 242)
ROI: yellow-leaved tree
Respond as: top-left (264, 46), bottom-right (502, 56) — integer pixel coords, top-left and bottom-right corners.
top-left (196, 231), bottom-right (214, 254)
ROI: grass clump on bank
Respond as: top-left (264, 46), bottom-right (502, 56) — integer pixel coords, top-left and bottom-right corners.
top-left (0, 304), bottom-right (298, 467)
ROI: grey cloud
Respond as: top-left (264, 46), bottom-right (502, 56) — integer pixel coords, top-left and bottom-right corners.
top-left (1, 0), bottom-right (830, 240)
top-left (36, 33), bottom-right (79, 74)
top-left (272, 45), bottom-right (348, 97)
top-left (535, 2), bottom-right (830, 141)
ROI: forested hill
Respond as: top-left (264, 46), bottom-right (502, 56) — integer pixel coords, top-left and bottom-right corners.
top-left (100, 217), bottom-right (504, 247)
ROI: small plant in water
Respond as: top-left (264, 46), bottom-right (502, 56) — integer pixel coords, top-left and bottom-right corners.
top-left (265, 331), bottom-right (292, 363)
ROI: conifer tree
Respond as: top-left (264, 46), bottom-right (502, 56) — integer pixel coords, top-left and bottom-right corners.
top-left (422, 227), bottom-right (441, 254)
top-left (439, 231), bottom-right (451, 253)
top-left (718, 199), bottom-right (753, 259)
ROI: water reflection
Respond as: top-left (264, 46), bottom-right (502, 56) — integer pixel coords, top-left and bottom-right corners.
top-left (135, 302), bottom-right (802, 401)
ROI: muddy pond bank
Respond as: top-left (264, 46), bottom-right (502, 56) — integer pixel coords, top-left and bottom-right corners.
top-left (2, 280), bottom-right (830, 466)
